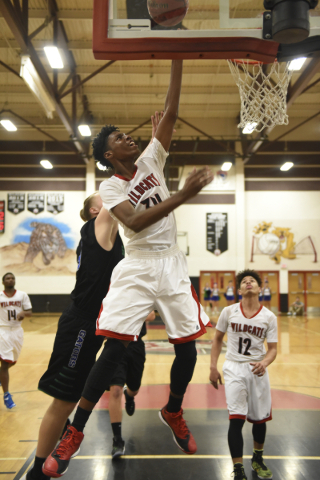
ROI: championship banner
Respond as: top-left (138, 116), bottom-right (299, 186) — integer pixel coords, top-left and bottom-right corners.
top-left (27, 193), bottom-right (45, 214)
top-left (0, 200), bottom-right (5, 233)
top-left (206, 213), bottom-right (228, 255)
top-left (8, 193), bottom-right (25, 215)
top-left (47, 193), bottom-right (64, 214)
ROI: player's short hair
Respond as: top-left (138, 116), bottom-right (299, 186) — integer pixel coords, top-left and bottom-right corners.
top-left (80, 192), bottom-right (99, 222)
top-left (236, 269), bottom-right (262, 289)
top-left (2, 272), bottom-right (14, 282)
top-left (92, 125), bottom-right (119, 168)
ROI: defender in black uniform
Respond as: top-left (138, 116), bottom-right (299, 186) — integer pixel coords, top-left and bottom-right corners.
top-left (23, 193), bottom-right (125, 480)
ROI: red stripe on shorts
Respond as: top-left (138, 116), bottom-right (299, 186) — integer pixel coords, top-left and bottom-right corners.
top-left (169, 285), bottom-right (208, 344)
top-left (0, 356), bottom-right (17, 365)
top-left (96, 328), bottom-right (136, 342)
top-left (229, 414), bottom-right (246, 420)
top-left (247, 409), bottom-right (273, 424)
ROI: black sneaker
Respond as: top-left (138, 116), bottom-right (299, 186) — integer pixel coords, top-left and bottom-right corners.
top-left (111, 437), bottom-right (125, 459)
top-left (233, 463), bottom-right (247, 480)
top-left (123, 386), bottom-right (135, 416)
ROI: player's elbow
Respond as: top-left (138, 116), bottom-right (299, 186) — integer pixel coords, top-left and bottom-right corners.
top-left (125, 217), bottom-right (144, 233)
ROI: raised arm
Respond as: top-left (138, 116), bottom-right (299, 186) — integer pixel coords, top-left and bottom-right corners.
top-left (94, 207), bottom-right (119, 251)
top-left (154, 60), bottom-right (183, 152)
top-left (112, 167), bottom-right (213, 233)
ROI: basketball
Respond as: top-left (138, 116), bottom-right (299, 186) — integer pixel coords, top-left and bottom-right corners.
top-left (147, 0), bottom-right (189, 27)
top-left (258, 233), bottom-right (280, 256)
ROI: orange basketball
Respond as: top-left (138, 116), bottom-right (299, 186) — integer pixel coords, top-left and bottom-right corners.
top-left (147, 0), bottom-right (189, 27)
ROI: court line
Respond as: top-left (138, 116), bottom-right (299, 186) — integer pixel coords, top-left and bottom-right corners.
top-left (12, 449), bottom-right (36, 480)
top-left (74, 455), bottom-right (320, 460)
top-left (0, 459), bottom-right (26, 461)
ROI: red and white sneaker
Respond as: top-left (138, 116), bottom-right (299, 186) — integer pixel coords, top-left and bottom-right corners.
top-left (159, 406), bottom-right (197, 455)
top-left (42, 426), bottom-right (84, 478)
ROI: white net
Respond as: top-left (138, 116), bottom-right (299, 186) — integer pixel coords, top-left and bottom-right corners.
top-left (227, 60), bottom-right (293, 133)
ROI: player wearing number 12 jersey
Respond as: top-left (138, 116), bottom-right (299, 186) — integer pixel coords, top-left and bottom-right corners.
top-left (0, 273), bottom-right (32, 409)
top-left (210, 269), bottom-right (278, 480)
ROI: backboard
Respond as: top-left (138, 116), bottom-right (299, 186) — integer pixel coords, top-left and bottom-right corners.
top-left (93, 0), bottom-right (320, 62)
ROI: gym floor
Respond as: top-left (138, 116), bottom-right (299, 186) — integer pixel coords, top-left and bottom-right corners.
top-left (1, 313), bottom-right (319, 480)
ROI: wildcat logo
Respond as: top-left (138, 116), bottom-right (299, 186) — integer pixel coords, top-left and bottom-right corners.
top-left (128, 173), bottom-right (161, 205)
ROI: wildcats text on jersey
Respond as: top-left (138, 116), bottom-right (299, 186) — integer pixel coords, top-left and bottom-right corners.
top-left (231, 322), bottom-right (265, 338)
top-left (1, 301), bottom-right (22, 308)
top-left (128, 172), bottom-right (161, 205)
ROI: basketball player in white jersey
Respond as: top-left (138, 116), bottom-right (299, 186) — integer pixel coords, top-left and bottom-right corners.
top-left (210, 269), bottom-right (277, 480)
top-left (44, 59), bottom-right (214, 478)
top-left (0, 273), bottom-right (32, 409)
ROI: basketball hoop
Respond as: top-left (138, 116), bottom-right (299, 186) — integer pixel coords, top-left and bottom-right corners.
top-left (227, 59), bottom-right (293, 133)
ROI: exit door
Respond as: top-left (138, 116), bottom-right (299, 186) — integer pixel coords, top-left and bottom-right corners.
top-left (199, 271), bottom-right (236, 311)
top-left (289, 271), bottom-right (320, 313)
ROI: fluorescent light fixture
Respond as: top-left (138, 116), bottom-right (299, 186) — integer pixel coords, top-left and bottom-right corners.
top-left (44, 46), bottom-right (64, 69)
top-left (0, 119), bottom-right (17, 131)
top-left (242, 122), bottom-right (258, 134)
top-left (40, 159), bottom-right (53, 169)
top-left (96, 162), bottom-right (107, 171)
top-left (20, 56), bottom-right (56, 119)
top-left (221, 162), bottom-right (232, 171)
top-left (78, 125), bottom-right (91, 136)
top-left (280, 162), bottom-right (294, 171)
top-left (288, 57), bottom-right (306, 71)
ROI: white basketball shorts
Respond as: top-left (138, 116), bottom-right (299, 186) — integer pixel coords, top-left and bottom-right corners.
top-left (97, 245), bottom-right (210, 343)
top-left (223, 359), bottom-right (272, 423)
top-left (0, 326), bottom-right (24, 364)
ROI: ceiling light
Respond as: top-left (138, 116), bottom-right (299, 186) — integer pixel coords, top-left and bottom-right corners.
top-left (288, 57), bottom-right (306, 71)
top-left (20, 56), bottom-right (56, 119)
top-left (242, 122), bottom-right (258, 134)
top-left (221, 162), bottom-right (232, 171)
top-left (78, 125), bottom-right (91, 136)
top-left (280, 162), bottom-right (293, 171)
top-left (44, 46), bottom-right (64, 69)
top-left (96, 162), bottom-right (107, 171)
top-left (40, 159), bottom-right (53, 169)
top-left (0, 119), bottom-right (17, 131)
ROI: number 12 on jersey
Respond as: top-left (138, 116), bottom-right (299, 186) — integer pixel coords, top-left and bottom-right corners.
top-left (238, 337), bottom-right (251, 355)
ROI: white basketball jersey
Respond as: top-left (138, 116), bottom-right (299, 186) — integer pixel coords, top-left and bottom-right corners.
top-left (0, 290), bottom-right (32, 328)
top-left (100, 138), bottom-right (177, 254)
top-left (216, 302), bottom-right (278, 362)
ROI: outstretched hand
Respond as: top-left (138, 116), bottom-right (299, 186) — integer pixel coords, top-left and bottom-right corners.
top-left (151, 110), bottom-right (176, 141)
top-left (182, 167), bottom-right (214, 199)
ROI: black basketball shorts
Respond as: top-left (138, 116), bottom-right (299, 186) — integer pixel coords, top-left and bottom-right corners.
top-left (38, 303), bottom-right (104, 403)
top-left (107, 338), bottom-right (146, 392)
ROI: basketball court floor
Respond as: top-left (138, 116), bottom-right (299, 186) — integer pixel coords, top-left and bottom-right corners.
top-left (1, 312), bottom-right (319, 480)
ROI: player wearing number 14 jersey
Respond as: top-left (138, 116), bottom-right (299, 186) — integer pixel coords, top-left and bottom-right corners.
top-left (0, 273), bottom-right (32, 409)
top-left (210, 269), bottom-right (278, 480)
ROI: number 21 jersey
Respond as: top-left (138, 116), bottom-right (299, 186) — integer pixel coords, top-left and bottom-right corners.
top-left (0, 290), bottom-right (32, 328)
top-left (99, 138), bottom-right (177, 254)
top-left (216, 303), bottom-right (278, 362)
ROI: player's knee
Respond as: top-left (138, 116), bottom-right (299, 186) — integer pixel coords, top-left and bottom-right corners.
top-left (174, 340), bottom-right (197, 367)
top-left (252, 422), bottom-right (266, 444)
top-left (51, 398), bottom-right (77, 415)
top-left (110, 385), bottom-right (123, 400)
top-left (229, 418), bottom-right (245, 434)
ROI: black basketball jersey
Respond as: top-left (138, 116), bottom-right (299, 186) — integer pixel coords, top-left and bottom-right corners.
top-left (71, 218), bottom-right (124, 320)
